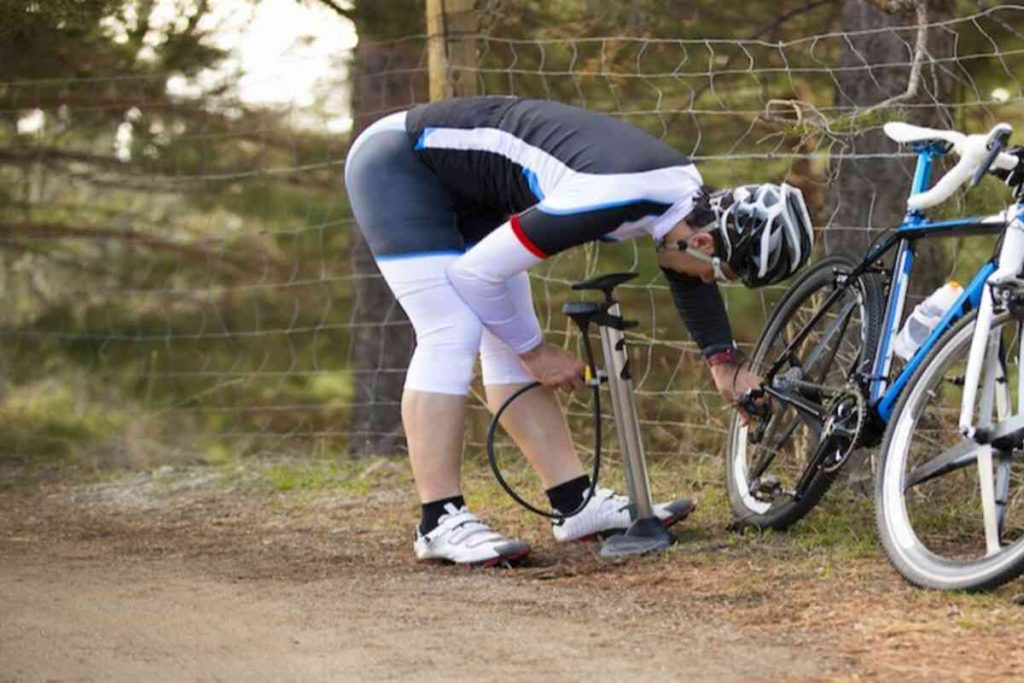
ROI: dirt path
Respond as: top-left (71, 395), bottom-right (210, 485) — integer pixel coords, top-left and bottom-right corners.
top-left (1, 464), bottom-right (1023, 681)
top-left (1, 554), bottom-right (835, 682)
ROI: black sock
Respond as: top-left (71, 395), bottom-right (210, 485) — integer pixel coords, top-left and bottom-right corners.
top-left (419, 495), bottom-right (466, 535)
top-left (546, 475), bottom-right (591, 515)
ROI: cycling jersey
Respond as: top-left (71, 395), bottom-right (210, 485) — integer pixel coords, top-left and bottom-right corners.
top-left (345, 98), bottom-right (735, 392)
top-left (406, 97), bottom-right (703, 254)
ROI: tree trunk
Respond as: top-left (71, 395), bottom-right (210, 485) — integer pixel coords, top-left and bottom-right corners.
top-left (345, 39), bottom-right (425, 457)
top-left (826, 0), bottom-right (955, 484)
top-left (825, 0), bottom-right (955, 294)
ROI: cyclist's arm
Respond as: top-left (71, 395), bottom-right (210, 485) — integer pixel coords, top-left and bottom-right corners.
top-left (447, 203), bottom-right (672, 353)
top-left (446, 223), bottom-right (545, 354)
top-left (447, 168), bottom-right (702, 353)
top-left (659, 266), bottom-right (735, 357)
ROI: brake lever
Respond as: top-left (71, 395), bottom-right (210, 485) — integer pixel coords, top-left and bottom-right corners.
top-left (971, 124), bottom-right (1013, 187)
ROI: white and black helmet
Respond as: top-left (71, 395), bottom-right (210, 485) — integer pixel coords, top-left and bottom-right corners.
top-left (707, 183), bottom-right (814, 287)
top-left (679, 183), bottom-right (806, 286)
top-left (658, 182), bottom-right (814, 287)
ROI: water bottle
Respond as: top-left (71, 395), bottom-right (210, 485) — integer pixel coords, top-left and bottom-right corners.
top-left (892, 281), bottom-right (963, 361)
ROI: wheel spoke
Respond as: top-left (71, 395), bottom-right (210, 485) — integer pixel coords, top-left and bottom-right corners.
top-left (803, 299), bottom-right (856, 376)
top-left (904, 439), bottom-right (982, 490)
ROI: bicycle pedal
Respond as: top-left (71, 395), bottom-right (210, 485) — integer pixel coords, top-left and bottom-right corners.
top-left (749, 475), bottom-right (783, 502)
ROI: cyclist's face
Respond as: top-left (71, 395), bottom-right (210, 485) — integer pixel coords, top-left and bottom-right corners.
top-left (658, 224), bottom-right (737, 283)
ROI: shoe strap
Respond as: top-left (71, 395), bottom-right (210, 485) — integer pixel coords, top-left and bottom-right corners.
top-left (592, 487), bottom-right (629, 510)
top-left (429, 507), bottom-right (506, 547)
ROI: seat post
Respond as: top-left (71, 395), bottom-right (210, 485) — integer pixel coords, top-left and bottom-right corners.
top-left (908, 142), bottom-right (944, 219)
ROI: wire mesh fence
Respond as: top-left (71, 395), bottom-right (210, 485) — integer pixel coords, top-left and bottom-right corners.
top-left (2, 4), bottom-right (1024, 474)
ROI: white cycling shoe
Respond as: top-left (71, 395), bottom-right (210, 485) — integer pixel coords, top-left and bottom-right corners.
top-left (551, 488), bottom-right (695, 543)
top-left (414, 503), bottom-right (531, 567)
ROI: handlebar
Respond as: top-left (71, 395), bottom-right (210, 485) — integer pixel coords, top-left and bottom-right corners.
top-left (883, 121), bottom-right (1018, 212)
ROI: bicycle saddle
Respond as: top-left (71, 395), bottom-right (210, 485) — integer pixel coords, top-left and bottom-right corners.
top-left (883, 122), bottom-right (959, 148)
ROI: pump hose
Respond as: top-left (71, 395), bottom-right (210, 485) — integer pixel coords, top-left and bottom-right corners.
top-left (485, 332), bottom-right (603, 520)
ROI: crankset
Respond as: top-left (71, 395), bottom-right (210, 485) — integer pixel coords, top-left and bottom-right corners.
top-left (814, 385), bottom-right (867, 473)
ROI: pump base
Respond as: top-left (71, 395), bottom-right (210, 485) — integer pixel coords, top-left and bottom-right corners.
top-left (599, 516), bottom-right (675, 557)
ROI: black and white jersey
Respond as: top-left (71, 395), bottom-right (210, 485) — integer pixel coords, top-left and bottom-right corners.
top-left (405, 96), bottom-right (703, 256)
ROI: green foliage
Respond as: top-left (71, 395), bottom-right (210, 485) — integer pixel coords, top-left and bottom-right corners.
top-left (0, 0), bottom-right (357, 462)
top-left (0, 379), bottom-right (129, 463)
top-left (5, 0), bottom-right (1024, 469)
top-left (0, 0), bottom-right (227, 81)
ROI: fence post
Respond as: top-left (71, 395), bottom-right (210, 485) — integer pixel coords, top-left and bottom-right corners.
top-left (426, 0), bottom-right (479, 101)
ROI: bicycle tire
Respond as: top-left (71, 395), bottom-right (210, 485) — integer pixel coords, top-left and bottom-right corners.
top-left (876, 310), bottom-right (1024, 591)
top-left (725, 255), bottom-right (886, 530)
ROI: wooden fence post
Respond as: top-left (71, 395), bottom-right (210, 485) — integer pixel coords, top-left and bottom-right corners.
top-left (426, 0), bottom-right (479, 101)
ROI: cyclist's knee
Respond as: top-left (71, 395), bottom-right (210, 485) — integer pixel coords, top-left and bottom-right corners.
top-left (480, 330), bottom-right (534, 386)
top-left (405, 302), bottom-right (482, 396)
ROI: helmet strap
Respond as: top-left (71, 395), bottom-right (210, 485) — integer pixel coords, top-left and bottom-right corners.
top-left (686, 248), bottom-right (729, 283)
top-left (656, 235), bottom-right (729, 283)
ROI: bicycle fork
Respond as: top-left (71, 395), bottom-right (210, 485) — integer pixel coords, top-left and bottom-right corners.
top-left (958, 212), bottom-right (1024, 555)
top-left (959, 214), bottom-right (1024, 438)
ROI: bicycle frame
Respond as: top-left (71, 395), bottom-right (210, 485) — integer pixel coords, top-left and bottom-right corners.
top-left (763, 141), bottom-right (1023, 431)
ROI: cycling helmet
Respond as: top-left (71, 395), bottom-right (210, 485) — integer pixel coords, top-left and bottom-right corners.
top-left (664, 183), bottom-right (813, 288)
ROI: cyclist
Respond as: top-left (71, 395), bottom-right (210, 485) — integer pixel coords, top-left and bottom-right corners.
top-left (345, 96), bottom-right (813, 566)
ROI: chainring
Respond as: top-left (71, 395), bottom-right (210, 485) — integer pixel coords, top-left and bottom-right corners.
top-left (816, 386), bottom-right (867, 473)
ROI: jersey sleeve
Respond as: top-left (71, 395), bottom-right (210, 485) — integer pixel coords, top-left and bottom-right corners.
top-left (659, 267), bottom-right (735, 356)
top-left (513, 165), bottom-right (703, 256)
top-left (446, 222), bottom-right (546, 354)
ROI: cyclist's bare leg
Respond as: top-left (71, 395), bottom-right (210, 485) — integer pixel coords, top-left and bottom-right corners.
top-left (402, 390), bottom-right (466, 502)
top-left (484, 382), bottom-right (585, 488)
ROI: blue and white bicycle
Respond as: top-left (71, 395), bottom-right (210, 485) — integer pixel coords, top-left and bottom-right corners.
top-left (725, 120), bottom-right (1024, 590)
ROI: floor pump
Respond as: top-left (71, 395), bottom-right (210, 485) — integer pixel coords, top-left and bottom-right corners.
top-left (487, 271), bottom-right (675, 557)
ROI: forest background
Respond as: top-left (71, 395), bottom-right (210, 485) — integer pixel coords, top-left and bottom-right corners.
top-left (2, 0), bottom-right (1023, 484)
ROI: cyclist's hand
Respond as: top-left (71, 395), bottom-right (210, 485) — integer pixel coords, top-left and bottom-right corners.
top-left (710, 363), bottom-right (766, 425)
top-left (991, 145), bottom-right (1024, 198)
top-left (520, 342), bottom-right (585, 391)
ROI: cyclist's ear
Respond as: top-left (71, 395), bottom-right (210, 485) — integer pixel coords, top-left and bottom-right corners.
top-left (688, 231), bottom-right (716, 256)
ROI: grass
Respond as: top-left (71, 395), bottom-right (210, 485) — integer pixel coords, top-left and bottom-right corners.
top-left (457, 447), bottom-right (885, 561)
top-left (258, 456), bottom-right (410, 494)
top-left (0, 379), bottom-right (130, 465)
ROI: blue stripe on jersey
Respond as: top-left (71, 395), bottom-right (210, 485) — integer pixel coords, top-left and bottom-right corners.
top-left (414, 128), bottom-right (436, 151)
top-left (375, 248), bottom-right (464, 261)
top-left (536, 197), bottom-right (667, 216)
top-left (523, 167), bottom-right (544, 200)
top-left (406, 98), bottom-right (691, 173)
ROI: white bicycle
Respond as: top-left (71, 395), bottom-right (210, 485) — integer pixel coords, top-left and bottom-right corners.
top-left (875, 122), bottom-right (1024, 590)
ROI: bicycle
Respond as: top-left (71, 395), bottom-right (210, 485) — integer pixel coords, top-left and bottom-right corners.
top-left (725, 119), bottom-right (1024, 590)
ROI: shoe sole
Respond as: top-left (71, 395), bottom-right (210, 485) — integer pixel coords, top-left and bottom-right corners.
top-left (570, 499), bottom-right (697, 543)
top-left (417, 548), bottom-right (531, 569)
top-left (467, 548), bottom-right (531, 568)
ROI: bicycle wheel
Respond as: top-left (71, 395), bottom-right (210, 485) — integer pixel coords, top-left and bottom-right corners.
top-left (726, 255), bottom-right (885, 530)
top-left (876, 310), bottom-right (1024, 590)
